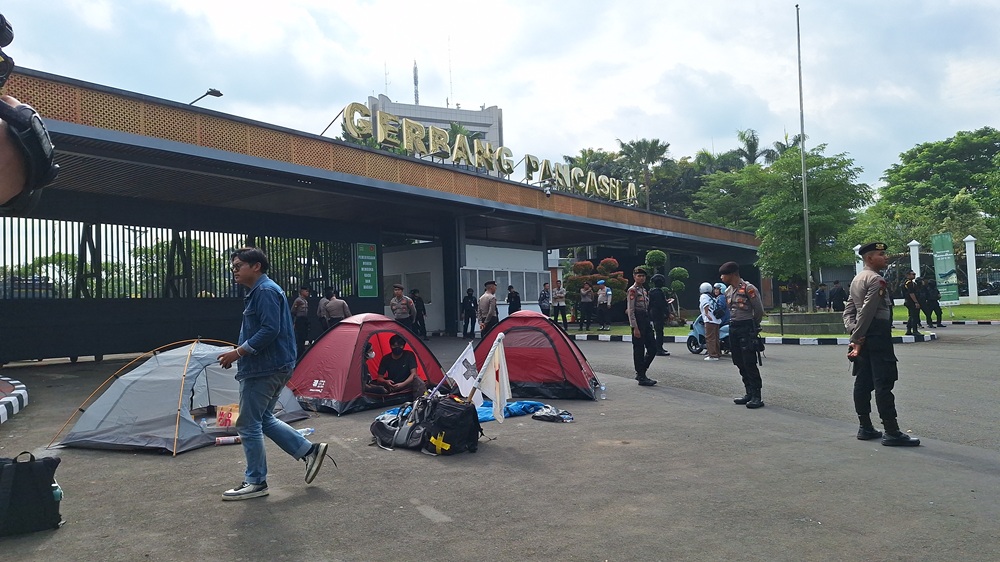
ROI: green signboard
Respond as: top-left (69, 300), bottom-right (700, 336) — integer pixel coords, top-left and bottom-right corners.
top-left (931, 233), bottom-right (960, 305)
top-left (356, 243), bottom-right (379, 298)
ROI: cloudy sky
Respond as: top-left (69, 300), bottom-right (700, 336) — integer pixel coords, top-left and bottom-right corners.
top-left (4, 0), bottom-right (999, 188)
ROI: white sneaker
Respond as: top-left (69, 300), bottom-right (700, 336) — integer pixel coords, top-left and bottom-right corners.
top-left (222, 481), bottom-right (268, 501)
top-left (704, 356), bottom-right (720, 361)
top-left (303, 443), bottom-right (329, 484)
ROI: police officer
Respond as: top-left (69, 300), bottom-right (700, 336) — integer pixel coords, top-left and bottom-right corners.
top-left (844, 242), bottom-right (921, 446)
top-left (389, 283), bottom-right (416, 333)
top-left (648, 274), bottom-right (671, 355)
top-left (719, 262), bottom-right (765, 408)
top-left (627, 266), bottom-right (658, 386)
top-left (902, 270), bottom-right (922, 336)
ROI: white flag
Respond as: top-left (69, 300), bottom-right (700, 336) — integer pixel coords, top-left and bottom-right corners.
top-left (474, 333), bottom-right (512, 423)
top-left (446, 342), bottom-right (482, 407)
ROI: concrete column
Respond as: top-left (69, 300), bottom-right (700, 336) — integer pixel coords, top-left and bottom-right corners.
top-left (908, 240), bottom-right (921, 274)
top-left (965, 235), bottom-right (978, 303)
top-left (853, 244), bottom-right (863, 275)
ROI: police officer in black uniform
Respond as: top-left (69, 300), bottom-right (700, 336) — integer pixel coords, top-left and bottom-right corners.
top-left (902, 270), bottom-right (922, 336)
top-left (648, 274), bottom-right (671, 356)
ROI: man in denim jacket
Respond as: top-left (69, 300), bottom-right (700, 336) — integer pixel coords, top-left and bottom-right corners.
top-left (217, 247), bottom-right (330, 500)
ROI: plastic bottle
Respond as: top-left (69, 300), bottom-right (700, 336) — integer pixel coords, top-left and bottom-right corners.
top-left (599, 383), bottom-right (607, 400)
top-left (297, 427), bottom-right (315, 436)
top-left (215, 436), bottom-right (241, 445)
top-left (199, 418), bottom-right (208, 430)
top-left (52, 480), bottom-right (63, 502)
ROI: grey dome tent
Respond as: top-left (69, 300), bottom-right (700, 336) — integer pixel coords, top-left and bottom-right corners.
top-left (52, 340), bottom-right (308, 455)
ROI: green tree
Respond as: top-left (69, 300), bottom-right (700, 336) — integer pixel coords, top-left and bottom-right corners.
top-left (617, 138), bottom-right (671, 210)
top-left (881, 126), bottom-right (1000, 216)
top-left (686, 167), bottom-right (768, 232)
top-left (753, 146), bottom-right (872, 281)
top-left (693, 149), bottom-right (741, 174)
top-left (735, 129), bottom-right (779, 167)
top-left (772, 133), bottom-right (806, 157)
top-left (564, 148), bottom-right (624, 178)
top-left (644, 249), bottom-right (667, 275)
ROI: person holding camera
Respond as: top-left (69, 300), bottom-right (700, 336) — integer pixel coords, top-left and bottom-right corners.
top-left (719, 261), bottom-right (765, 409)
top-left (1, 13), bottom-right (60, 215)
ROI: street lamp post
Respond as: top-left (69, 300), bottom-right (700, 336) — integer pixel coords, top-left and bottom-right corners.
top-left (189, 88), bottom-right (223, 105)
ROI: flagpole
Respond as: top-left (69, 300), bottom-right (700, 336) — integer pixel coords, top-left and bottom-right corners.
top-left (796, 3), bottom-right (814, 311)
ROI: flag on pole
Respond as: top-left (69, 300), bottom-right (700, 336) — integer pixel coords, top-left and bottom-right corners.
top-left (446, 342), bottom-right (482, 407)
top-left (474, 332), bottom-right (511, 423)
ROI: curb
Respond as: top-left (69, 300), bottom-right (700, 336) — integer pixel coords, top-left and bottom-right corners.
top-left (567, 333), bottom-right (937, 345)
top-left (0, 377), bottom-right (28, 425)
top-left (890, 320), bottom-right (1000, 326)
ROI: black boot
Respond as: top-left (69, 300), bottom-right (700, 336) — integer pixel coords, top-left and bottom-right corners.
top-left (881, 418), bottom-right (920, 446)
top-left (857, 415), bottom-right (882, 440)
top-left (746, 389), bottom-right (764, 409)
top-left (635, 372), bottom-right (657, 386)
top-left (733, 385), bottom-right (752, 405)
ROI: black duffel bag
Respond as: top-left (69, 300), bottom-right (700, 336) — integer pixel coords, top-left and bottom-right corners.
top-left (0, 452), bottom-right (63, 536)
top-left (421, 395), bottom-right (483, 456)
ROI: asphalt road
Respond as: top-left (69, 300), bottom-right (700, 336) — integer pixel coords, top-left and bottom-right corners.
top-left (1, 325), bottom-right (998, 561)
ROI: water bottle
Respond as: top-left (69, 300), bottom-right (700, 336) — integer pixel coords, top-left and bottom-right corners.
top-left (52, 480), bottom-right (63, 502)
top-left (297, 427), bottom-right (315, 436)
top-left (199, 417), bottom-right (208, 430)
top-left (215, 436), bottom-right (241, 445)
top-left (599, 383), bottom-right (607, 400)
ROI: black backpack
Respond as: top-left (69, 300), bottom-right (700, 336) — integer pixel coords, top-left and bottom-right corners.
top-left (370, 396), bottom-right (433, 450)
top-left (421, 396), bottom-right (484, 455)
top-left (0, 452), bottom-right (63, 536)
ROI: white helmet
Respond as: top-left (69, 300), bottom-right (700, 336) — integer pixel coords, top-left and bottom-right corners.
top-left (700, 282), bottom-right (713, 294)
top-left (714, 283), bottom-right (726, 291)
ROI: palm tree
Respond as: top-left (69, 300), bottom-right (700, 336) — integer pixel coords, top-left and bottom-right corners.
top-left (617, 138), bottom-right (671, 210)
top-left (772, 132), bottom-right (807, 158)
top-left (734, 129), bottom-right (778, 167)
top-left (693, 149), bottom-right (741, 174)
top-left (564, 148), bottom-right (622, 178)
top-left (447, 122), bottom-right (484, 151)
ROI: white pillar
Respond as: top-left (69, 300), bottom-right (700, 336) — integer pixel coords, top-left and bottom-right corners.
top-left (853, 244), bottom-right (863, 275)
top-left (908, 240), bottom-right (921, 275)
top-left (964, 235), bottom-right (978, 304)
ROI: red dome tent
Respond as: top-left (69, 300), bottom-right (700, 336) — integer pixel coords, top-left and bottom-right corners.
top-left (288, 313), bottom-right (445, 415)
top-left (474, 311), bottom-right (599, 400)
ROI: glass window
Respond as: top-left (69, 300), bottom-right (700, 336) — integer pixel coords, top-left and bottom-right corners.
top-left (508, 272), bottom-right (524, 294)
top-left (495, 271), bottom-right (509, 291)
top-left (461, 269), bottom-right (473, 295)
top-left (524, 272), bottom-right (539, 302)
top-left (477, 269), bottom-right (492, 292)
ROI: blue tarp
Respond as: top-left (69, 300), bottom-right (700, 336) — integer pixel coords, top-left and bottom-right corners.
top-left (379, 400), bottom-right (545, 423)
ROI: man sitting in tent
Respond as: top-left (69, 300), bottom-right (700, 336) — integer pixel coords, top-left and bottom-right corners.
top-left (367, 335), bottom-right (426, 399)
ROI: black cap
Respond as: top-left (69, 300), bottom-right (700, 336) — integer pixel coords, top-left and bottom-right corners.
top-left (719, 261), bottom-right (740, 275)
top-left (484, 280), bottom-right (497, 287)
top-left (857, 242), bottom-right (886, 255)
top-left (392, 283), bottom-right (404, 290)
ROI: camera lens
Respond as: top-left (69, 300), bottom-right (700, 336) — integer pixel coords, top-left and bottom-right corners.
top-left (0, 15), bottom-right (13, 48)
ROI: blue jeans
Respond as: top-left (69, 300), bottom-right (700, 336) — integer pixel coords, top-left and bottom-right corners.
top-left (236, 371), bottom-right (312, 484)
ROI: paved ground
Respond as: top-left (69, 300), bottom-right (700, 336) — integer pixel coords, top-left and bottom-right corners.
top-left (1, 325), bottom-right (999, 561)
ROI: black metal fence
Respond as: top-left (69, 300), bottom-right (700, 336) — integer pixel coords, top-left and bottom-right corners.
top-left (1, 217), bottom-right (356, 301)
top-left (0, 217), bottom-right (361, 364)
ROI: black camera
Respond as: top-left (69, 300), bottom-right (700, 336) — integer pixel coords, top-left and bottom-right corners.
top-left (0, 13), bottom-right (14, 88)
